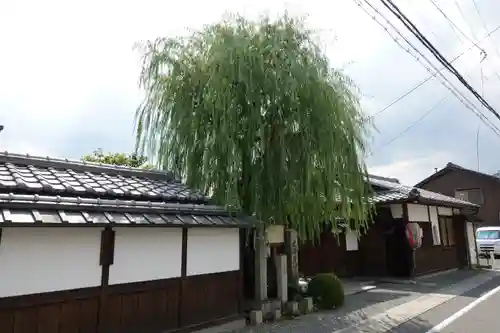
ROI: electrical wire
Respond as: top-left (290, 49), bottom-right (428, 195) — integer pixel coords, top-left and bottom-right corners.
top-left (471, 0), bottom-right (489, 32)
top-left (454, 0), bottom-right (480, 40)
top-left (353, 0), bottom-right (500, 138)
top-left (379, 0), bottom-right (500, 122)
top-left (470, 0), bottom-right (500, 82)
top-left (372, 24), bottom-right (500, 117)
top-left (378, 95), bottom-right (449, 150)
top-left (429, 0), bottom-right (484, 53)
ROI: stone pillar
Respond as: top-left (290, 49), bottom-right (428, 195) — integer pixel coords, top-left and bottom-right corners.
top-left (284, 229), bottom-right (299, 284)
top-left (254, 228), bottom-right (268, 302)
top-left (275, 254), bottom-right (288, 303)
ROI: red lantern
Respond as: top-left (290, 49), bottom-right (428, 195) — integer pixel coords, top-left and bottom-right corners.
top-left (405, 222), bottom-right (423, 249)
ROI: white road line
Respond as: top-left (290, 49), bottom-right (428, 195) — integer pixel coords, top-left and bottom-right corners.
top-left (424, 284), bottom-right (500, 333)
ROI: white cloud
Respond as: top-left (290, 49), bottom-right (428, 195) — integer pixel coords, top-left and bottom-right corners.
top-left (1, 0), bottom-right (500, 184)
top-left (369, 152), bottom-right (453, 186)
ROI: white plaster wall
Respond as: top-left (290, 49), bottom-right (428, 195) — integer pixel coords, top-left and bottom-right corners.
top-left (0, 227), bottom-right (102, 298)
top-left (407, 204), bottom-right (430, 222)
top-left (345, 230), bottom-right (359, 251)
top-left (438, 207), bottom-right (453, 216)
top-left (428, 206), bottom-right (441, 245)
top-left (109, 228), bottom-right (182, 285)
top-left (187, 228), bottom-right (239, 276)
top-left (466, 222), bottom-right (477, 265)
top-left (390, 204), bottom-right (403, 219)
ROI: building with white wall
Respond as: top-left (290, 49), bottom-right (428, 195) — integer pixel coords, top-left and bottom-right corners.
top-left (0, 153), bottom-right (255, 333)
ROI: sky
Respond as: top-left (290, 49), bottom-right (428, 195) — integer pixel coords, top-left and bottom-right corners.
top-left (1, 0), bottom-right (500, 185)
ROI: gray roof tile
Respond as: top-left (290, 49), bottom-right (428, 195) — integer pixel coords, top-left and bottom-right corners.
top-left (0, 152), bottom-right (207, 204)
top-left (368, 175), bottom-right (478, 208)
top-left (0, 208), bottom-right (254, 227)
top-left (0, 192), bottom-right (257, 227)
top-left (0, 153), bottom-right (259, 228)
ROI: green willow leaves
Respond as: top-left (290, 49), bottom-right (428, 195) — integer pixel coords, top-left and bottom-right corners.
top-left (136, 14), bottom-right (374, 241)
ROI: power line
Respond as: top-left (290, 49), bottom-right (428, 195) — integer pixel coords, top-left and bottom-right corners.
top-left (425, 0), bottom-right (484, 85)
top-left (454, 0), bottom-right (480, 40)
top-left (471, 0), bottom-right (489, 32)
top-left (429, 0), bottom-right (485, 53)
top-left (378, 95), bottom-right (449, 150)
top-left (378, 0), bottom-right (500, 122)
top-left (372, 24), bottom-right (500, 117)
top-left (354, 0), bottom-right (500, 138)
top-left (470, 0), bottom-right (500, 82)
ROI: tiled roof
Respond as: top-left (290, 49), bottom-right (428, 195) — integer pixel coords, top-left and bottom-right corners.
top-left (0, 152), bottom-right (207, 203)
top-left (368, 175), bottom-right (478, 208)
top-left (0, 193), bottom-right (255, 227)
top-left (371, 189), bottom-right (407, 203)
top-left (0, 153), bottom-right (257, 227)
top-left (0, 209), bottom-right (246, 227)
top-left (415, 162), bottom-right (500, 187)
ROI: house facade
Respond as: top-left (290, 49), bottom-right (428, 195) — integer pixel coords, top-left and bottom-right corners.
top-left (415, 162), bottom-right (500, 227)
top-left (0, 153), bottom-right (255, 333)
top-left (299, 175), bottom-right (479, 278)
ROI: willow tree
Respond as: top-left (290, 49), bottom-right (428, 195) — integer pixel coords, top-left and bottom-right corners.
top-left (135, 14), bottom-right (373, 241)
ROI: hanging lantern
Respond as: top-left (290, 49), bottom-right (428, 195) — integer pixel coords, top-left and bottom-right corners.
top-left (405, 222), bottom-right (423, 249)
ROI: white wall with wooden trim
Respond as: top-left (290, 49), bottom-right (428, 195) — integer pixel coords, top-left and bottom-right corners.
top-left (0, 227), bottom-right (102, 298)
top-left (407, 204), bottom-right (429, 222)
top-left (428, 206), bottom-right (441, 245)
top-left (390, 204), bottom-right (403, 219)
top-left (438, 207), bottom-right (453, 216)
top-left (406, 203), bottom-right (447, 246)
top-left (187, 228), bottom-right (239, 276)
top-left (109, 228), bottom-right (183, 285)
top-left (466, 222), bottom-right (477, 265)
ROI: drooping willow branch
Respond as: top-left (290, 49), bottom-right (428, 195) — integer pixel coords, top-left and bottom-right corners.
top-left (135, 13), bottom-right (374, 241)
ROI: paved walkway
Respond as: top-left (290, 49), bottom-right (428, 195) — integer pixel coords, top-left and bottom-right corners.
top-left (232, 270), bottom-right (492, 333)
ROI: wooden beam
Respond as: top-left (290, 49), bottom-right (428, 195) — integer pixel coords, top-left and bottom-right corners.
top-left (97, 227), bottom-right (115, 333)
top-left (178, 228), bottom-right (188, 328)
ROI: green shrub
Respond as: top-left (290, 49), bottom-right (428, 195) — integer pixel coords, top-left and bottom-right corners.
top-left (307, 273), bottom-right (345, 309)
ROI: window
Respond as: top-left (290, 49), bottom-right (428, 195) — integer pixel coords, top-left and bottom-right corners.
top-left (476, 230), bottom-right (500, 240)
top-left (438, 216), bottom-right (455, 246)
top-left (454, 188), bottom-right (483, 205)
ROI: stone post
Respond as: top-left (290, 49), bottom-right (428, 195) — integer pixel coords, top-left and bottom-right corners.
top-left (284, 229), bottom-right (299, 284)
top-left (275, 254), bottom-right (288, 304)
top-left (254, 228), bottom-right (268, 302)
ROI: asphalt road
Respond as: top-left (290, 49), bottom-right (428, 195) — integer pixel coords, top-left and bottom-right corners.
top-left (392, 275), bottom-right (500, 333)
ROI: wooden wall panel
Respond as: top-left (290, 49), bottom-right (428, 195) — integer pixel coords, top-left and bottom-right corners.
top-left (0, 287), bottom-right (100, 333)
top-left (181, 271), bottom-right (240, 327)
top-left (105, 278), bottom-right (180, 333)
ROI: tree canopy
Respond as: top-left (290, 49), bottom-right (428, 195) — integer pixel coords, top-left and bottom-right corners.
top-left (135, 14), bottom-right (373, 240)
top-left (81, 148), bottom-right (153, 169)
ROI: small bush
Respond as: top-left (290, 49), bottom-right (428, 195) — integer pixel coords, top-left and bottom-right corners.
top-left (307, 273), bottom-right (345, 309)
